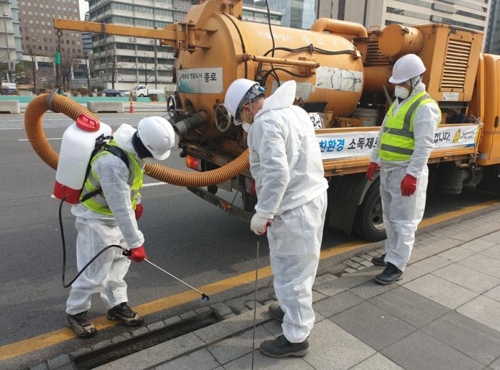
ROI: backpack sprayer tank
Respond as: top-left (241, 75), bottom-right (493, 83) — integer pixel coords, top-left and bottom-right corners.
top-left (53, 114), bottom-right (112, 204)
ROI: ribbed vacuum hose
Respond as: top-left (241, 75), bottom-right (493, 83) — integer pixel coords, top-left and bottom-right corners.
top-left (25, 93), bottom-right (99, 170)
top-left (25, 93), bottom-right (249, 186)
top-left (144, 151), bottom-right (249, 187)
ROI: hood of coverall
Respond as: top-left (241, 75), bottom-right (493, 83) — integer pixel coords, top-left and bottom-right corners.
top-left (113, 124), bottom-right (142, 162)
top-left (254, 80), bottom-right (297, 120)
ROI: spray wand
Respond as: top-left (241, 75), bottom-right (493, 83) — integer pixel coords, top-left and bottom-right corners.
top-left (121, 248), bottom-right (210, 301)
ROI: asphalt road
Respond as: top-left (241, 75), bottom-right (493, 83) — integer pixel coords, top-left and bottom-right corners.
top-left (1, 111), bottom-right (499, 364)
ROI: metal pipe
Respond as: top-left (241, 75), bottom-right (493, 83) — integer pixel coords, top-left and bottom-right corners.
top-left (238, 54), bottom-right (319, 68)
top-left (3, 12), bottom-right (10, 83)
top-left (154, 27), bottom-right (158, 89)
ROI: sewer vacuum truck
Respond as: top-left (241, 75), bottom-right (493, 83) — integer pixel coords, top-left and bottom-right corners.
top-left (40, 0), bottom-right (500, 242)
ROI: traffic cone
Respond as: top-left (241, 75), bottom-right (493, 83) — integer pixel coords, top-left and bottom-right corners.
top-left (129, 102), bottom-right (135, 113)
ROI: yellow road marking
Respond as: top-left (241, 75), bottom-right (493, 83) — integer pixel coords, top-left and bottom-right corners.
top-left (419, 199), bottom-right (500, 228)
top-left (1, 199), bottom-right (499, 361)
top-left (0, 267), bottom-right (274, 362)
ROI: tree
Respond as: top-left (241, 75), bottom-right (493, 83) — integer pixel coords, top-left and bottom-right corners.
top-left (139, 54), bottom-right (155, 85)
top-left (26, 46), bottom-right (39, 93)
top-left (84, 53), bottom-right (91, 90)
top-left (60, 48), bottom-right (82, 91)
top-left (104, 39), bottom-right (119, 89)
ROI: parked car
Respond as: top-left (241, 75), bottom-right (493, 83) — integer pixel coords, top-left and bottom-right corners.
top-left (120, 90), bottom-right (130, 97)
top-left (102, 89), bottom-right (121, 97)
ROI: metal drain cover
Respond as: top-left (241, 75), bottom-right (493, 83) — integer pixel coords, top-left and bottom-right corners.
top-left (73, 310), bottom-right (220, 370)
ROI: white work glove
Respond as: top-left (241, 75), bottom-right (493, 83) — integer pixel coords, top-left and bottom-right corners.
top-left (250, 214), bottom-right (271, 235)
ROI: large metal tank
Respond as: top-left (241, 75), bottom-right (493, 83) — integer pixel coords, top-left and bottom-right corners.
top-left (174, 5), bottom-right (365, 130)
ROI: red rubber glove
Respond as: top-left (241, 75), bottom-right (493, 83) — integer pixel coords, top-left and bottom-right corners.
top-left (135, 204), bottom-right (144, 220)
top-left (366, 162), bottom-right (378, 181)
top-left (128, 245), bottom-right (147, 262)
top-left (401, 174), bottom-right (417, 196)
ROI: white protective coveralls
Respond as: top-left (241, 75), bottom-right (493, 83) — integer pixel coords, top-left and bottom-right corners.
top-left (247, 80), bottom-right (329, 343)
top-left (66, 124), bottom-right (145, 315)
top-left (370, 82), bottom-right (441, 271)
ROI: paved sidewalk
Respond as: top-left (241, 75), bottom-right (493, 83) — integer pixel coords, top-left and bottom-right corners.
top-left (27, 208), bottom-right (500, 370)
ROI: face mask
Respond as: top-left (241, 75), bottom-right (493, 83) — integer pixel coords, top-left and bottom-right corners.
top-left (394, 85), bottom-right (410, 100)
top-left (242, 123), bottom-right (252, 133)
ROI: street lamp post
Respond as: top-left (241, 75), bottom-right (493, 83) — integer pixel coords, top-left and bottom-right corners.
top-left (3, 12), bottom-right (10, 83)
top-left (153, 28), bottom-right (158, 89)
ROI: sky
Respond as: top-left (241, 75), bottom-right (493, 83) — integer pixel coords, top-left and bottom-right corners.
top-left (78, 0), bottom-right (89, 20)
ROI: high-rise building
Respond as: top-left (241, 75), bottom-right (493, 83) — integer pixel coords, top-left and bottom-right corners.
top-left (81, 12), bottom-right (92, 55)
top-left (317, 0), bottom-right (490, 35)
top-left (1, 0), bottom-right (23, 83)
top-left (485, 0), bottom-right (500, 54)
top-left (256, 0), bottom-right (315, 28)
top-left (87, 0), bottom-right (282, 91)
top-left (18, 0), bottom-right (83, 58)
top-left (87, 0), bottom-right (179, 91)
top-left (243, 5), bottom-right (282, 25)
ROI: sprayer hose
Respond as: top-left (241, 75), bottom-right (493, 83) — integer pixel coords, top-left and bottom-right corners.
top-left (25, 93), bottom-right (249, 186)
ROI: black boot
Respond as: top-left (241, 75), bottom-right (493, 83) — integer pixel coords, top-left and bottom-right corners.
top-left (107, 303), bottom-right (144, 326)
top-left (375, 262), bottom-right (403, 285)
top-left (260, 335), bottom-right (310, 358)
top-left (268, 302), bottom-right (284, 322)
top-left (66, 311), bottom-right (97, 339)
top-left (371, 253), bottom-right (387, 266)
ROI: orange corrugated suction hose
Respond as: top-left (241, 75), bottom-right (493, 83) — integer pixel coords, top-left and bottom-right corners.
top-left (25, 93), bottom-right (99, 170)
top-left (144, 150), bottom-right (249, 187)
top-left (25, 93), bottom-right (249, 186)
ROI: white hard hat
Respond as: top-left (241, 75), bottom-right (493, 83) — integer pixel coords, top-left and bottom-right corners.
top-left (224, 79), bottom-right (263, 118)
top-left (137, 116), bottom-right (176, 160)
top-left (389, 54), bottom-right (426, 84)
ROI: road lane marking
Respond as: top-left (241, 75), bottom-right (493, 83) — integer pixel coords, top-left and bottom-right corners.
top-left (18, 138), bottom-right (62, 141)
top-left (1, 199), bottom-right (499, 362)
top-left (143, 182), bottom-right (167, 187)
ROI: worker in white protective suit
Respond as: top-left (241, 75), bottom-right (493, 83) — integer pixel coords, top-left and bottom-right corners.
top-left (225, 79), bottom-right (329, 358)
top-left (65, 116), bottom-right (176, 338)
top-left (366, 54), bottom-right (441, 285)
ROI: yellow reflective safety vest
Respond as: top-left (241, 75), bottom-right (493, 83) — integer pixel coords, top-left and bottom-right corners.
top-left (80, 141), bottom-right (143, 215)
top-left (379, 91), bottom-right (438, 161)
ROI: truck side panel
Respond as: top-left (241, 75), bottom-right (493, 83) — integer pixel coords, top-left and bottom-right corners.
top-left (476, 54), bottom-right (500, 165)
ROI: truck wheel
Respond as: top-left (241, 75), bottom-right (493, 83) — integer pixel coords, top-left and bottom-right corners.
top-left (353, 179), bottom-right (386, 242)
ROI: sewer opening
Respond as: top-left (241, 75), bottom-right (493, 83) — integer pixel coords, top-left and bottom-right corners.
top-left (73, 310), bottom-right (220, 370)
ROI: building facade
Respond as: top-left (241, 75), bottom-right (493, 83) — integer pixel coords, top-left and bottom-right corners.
top-left (485, 0), bottom-right (500, 53)
top-left (317, 0), bottom-right (490, 36)
top-left (255, 0), bottom-right (315, 28)
top-left (87, 0), bottom-right (177, 91)
top-left (18, 0), bottom-right (83, 57)
top-left (87, 0), bottom-right (282, 91)
top-left (1, 0), bottom-right (23, 83)
top-left (243, 5), bottom-right (282, 25)
top-left (81, 12), bottom-right (92, 55)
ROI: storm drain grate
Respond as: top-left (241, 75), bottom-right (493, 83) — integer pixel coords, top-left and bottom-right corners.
top-left (73, 310), bottom-right (220, 370)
